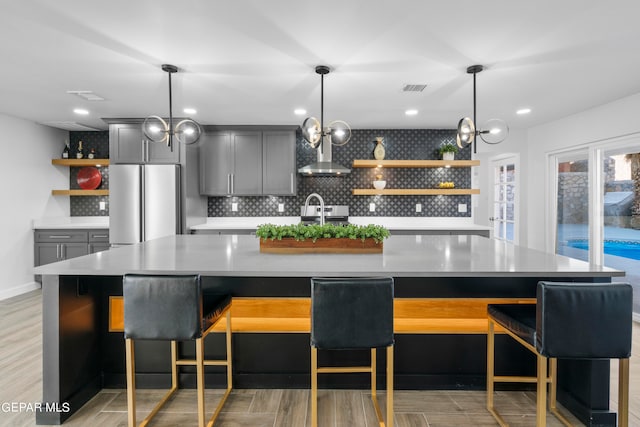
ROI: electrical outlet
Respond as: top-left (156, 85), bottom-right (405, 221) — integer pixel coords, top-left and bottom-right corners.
top-left (415, 203), bottom-right (422, 213)
top-left (231, 202), bottom-right (238, 212)
top-left (278, 203), bottom-right (284, 213)
top-left (458, 203), bottom-right (467, 213)
top-left (99, 201), bottom-right (106, 211)
top-left (369, 203), bottom-right (376, 212)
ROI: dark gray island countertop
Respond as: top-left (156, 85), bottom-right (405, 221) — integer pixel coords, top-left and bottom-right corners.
top-left (35, 233), bottom-right (624, 426)
top-left (34, 234), bottom-right (623, 278)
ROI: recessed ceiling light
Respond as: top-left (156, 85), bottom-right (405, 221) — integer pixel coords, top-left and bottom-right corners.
top-left (73, 108), bottom-right (89, 115)
top-left (294, 108), bottom-right (307, 115)
top-left (183, 108), bottom-right (197, 115)
top-left (516, 108), bottom-right (531, 115)
top-left (405, 109), bottom-right (418, 116)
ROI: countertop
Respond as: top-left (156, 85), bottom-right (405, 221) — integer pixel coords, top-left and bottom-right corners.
top-left (34, 234), bottom-right (622, 278)
top-left (32, 216), bottom-right (109, 229)
top-left (190, 217), bottom-right (491, 231)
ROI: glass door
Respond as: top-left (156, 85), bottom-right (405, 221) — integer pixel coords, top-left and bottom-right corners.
top-left (554, 152), bottom-right (589, 261)
top-left (491, 156), bottom-right (518, 243)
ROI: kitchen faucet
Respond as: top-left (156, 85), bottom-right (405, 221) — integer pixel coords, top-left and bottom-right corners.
top-left (304, 193), bottom-right (325, 226)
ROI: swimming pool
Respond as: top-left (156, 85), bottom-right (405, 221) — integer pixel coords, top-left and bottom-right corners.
top-left (567, 239), bottom-right (640, 260)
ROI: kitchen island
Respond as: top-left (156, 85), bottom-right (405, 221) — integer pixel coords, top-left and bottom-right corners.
top-left (34, 234), bottom-right (623, 425)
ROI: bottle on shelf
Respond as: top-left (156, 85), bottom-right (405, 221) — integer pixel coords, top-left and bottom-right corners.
top-left (88, 148), bottom-right (95, 159)
top-left (76, 141), bottom-right (84, 159)
top-left (62, 141), bottom-right (70, 159)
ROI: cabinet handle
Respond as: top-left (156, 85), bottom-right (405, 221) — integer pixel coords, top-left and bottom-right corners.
top-left (49, 235), bottom-right (71, 239)
top-left (227, 174), bottom-right (231, 194)
top-left (141, 140), bottom-right (146, 162)
top-left (56, 244), bottom-right (60, 260)
top-left (92, 235), bottom-right (108, 238)
top-left (290, 173), bottom-right (295, 193)
top-left (61, 244), bottom-right (66, 259)
top-left (230, 174), bottom-right (234, 194)
top-left (145, 140), bottom-right (150, 163)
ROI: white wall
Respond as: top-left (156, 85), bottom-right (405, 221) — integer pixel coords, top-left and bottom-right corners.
top-left (473, 129), bottom-right (528, 245)
top-left (525, 93), bottom-right (640, 252)
top-left (0, 113), bottom-right (69, 299)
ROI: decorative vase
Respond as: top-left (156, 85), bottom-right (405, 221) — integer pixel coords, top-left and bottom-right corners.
top-left (373, 137), bottom-right (385, 160)
top-left (442, 152), bottom-right (454, 161)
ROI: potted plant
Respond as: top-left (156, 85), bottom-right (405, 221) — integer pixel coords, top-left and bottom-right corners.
top-left (256, 223), bottom-right (390, 254)
top-left (438, 142), bottom-right (458, 161)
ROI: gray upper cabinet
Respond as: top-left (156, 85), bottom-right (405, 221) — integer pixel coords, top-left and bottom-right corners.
top-left (199, 131), bottom-right (232, 195)
top-left (262, 131), bottom-right (296, 196)
top-left (110, 123), bottom-right (179, 164)
top-left (200, 127), bottom-right (295, 196)
top-left (231, 131), bottom-right (262, 195)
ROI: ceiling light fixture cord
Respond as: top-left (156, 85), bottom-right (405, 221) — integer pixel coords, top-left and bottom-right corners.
top-left (473, 70), bottom-right (477, 154)
top-left (167, 67), bottom-right (174, 150)
top-left (320, 69), bottom-right (324, 154)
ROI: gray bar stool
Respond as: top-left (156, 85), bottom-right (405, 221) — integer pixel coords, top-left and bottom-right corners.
top-left (310, 277), bottom-right (395, 427)
top-left (123, 274), bottom-right (233, 427)
top-left (487, 281), bottom-right (632, 427)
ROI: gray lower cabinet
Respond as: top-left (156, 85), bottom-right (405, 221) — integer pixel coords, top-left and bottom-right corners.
top-left (34, 229), bottom-right (110, 266)
top-left (200, 127), bottom-right (296, 196)
top-left (110, 123), bottom-right (179, 164)
top-left (88, 229), bottom-right (110, 253)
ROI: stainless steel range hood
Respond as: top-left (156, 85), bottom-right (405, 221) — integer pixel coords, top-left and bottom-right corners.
top-left (298, 134), bottom-right (351, 176)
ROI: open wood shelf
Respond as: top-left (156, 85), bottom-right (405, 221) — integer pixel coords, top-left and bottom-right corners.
top-left (52, 189), bottom-right (109, 196)
top-left (352, 188), bottom-right (480, 196)
top-left (109, 297), bottom-right (535, 334)
top-left (52, 158), bottom-right (110, 167)
top-left (352, 159), bottom-right (480, 168)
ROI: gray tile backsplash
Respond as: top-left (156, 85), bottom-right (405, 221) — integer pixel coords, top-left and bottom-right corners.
top-left (69, 131), bottom-right (110, 217)
top-left (207, 128), bottom-right (472, 217)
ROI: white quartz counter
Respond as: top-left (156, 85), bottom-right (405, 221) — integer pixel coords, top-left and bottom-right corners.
top-left (32, 216), bottom-right (109, 229)
top-left (190, 216), bottom-right (491, 232)
top-left (34, 234), bottom-right (622, 278)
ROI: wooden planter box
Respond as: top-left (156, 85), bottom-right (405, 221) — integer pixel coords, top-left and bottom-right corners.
top-left (259, 238), bottom-right (383, 254)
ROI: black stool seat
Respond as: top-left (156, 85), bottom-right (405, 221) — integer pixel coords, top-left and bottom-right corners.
top-left (203, 294), bottom-right (232, 330)
top-left (487, 304), bottom-right (536, 347)
top-left (310, 277), bottom-right (395, 427)
top-left (123, 274), bottom-right (233, 427)
top-left (486, 282), bottom-right (633, 427)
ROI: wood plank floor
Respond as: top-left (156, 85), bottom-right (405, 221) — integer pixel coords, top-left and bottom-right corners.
top-left (2, 289), bottom-right (639, 427)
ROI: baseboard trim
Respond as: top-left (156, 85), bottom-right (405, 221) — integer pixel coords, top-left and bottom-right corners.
top-left (0, 281), bottom-right (41, 301)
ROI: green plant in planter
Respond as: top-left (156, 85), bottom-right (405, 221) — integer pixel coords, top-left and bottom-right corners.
top-left (438, 142), bottom-right (459, 155)
top-left (256, 223), bottom-right (390, 244)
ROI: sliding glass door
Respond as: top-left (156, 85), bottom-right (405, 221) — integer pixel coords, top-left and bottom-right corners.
top-left (552, 139), bottom-right (640, 314)
top-left (555, 152), bottom-right (589, 261)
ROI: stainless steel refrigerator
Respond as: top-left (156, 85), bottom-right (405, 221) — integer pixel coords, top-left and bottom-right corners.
top-left (109, 164), bottom-right (181, 246)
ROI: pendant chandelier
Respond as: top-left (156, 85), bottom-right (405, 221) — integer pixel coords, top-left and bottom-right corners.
top-left (456, 65), bottom-right (508, 153)
top-left (142, 64), bottom-right (202, 150)
top-left (301, 65), bottom-right (351, 150)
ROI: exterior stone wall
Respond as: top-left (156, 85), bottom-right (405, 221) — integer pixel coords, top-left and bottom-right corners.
top-left (557, 172), bottom-right (588, 224)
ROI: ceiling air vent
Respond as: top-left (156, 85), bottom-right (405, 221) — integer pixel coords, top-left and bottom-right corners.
top-left (402, 84), bottom-right (427, 92)
top-left (66, 90), bottom-right (105, 101)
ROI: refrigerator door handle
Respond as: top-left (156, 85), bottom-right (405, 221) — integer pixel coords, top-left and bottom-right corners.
top-left (140, 166), bottom-right (145, 241)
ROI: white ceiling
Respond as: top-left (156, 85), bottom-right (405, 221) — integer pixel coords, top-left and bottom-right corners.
top-left (1, 0), bottom-right (640, 132)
